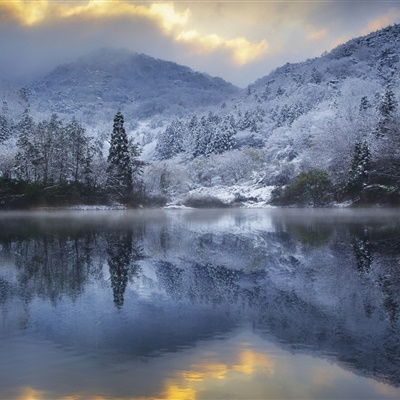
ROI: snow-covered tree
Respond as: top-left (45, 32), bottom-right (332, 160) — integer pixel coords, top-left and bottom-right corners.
top-left (106, 111), bottom-right (133, 201)
top-left (193, 115), bottom-right (211, 157)
top-left (205, 116), bottom-right (236, 155)
top-left (0, 102), bottom-right (11, 143)
top-left (65, 117), bottom-right (91, 184)
top-left (347, 139), bottom-right (371, 194)
top-left (14, 106), bottom-right (37, 181)
top-left (155, 119), bottom-right (185, 159)
top-left (377, 89), bottom-right (397, 137)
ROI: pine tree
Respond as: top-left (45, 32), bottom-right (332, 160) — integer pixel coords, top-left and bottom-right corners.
top-left (15, 106), bottom-right (37, 181)
top-left (347, 139), bottom-right (371, 194)
top-left (192, 116), bottom-right (210, 157)
top-left (155, 119), bottom-right (184, 159)
top-left (377, 89), bottom-right (397, 137)
top-left (106, 111), bottom-right (133, 201)
top-left (0, 102), bottom-right (11, 143)
top-left (205, 116), bottom-right (236, 155)
top-left (0, 115), bottom-right (9, 143)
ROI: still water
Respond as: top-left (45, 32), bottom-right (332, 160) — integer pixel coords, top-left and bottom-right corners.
top-left (0, 208), bottom-right (399, 400)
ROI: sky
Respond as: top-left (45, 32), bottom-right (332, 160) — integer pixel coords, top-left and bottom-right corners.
top-left (1, 1), bottom-right (400, 87)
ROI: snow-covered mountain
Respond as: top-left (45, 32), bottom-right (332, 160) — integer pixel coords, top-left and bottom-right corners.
top-left (143, 24), bottom-right (400, 205)
top-left (26, 48), bottom-right (240, 130)
top-left (2, 24), bottom-right (400, 206)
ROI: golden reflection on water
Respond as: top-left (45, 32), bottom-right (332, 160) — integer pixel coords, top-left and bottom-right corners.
top-left (9, 335), bottom-right (400, 400)
top-left (160, 383), bottom-right (197, 400)
top-left (13, 346), bottom-right (273, 400)
top-left (158, 347), bottom-right (275, 400)
top-left (15, 387), bottom-right (82, 400)
top-left (15, 387), bottom-right (46, 400)
top-left (233, 348), bottom-right (275, 375)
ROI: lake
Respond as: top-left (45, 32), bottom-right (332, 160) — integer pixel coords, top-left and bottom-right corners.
top-left (0, 208), bottom-right (399, 400)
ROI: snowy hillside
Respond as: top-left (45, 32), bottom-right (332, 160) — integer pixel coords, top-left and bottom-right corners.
top-left (26, 48), bottom-right (240, 130)
top-left (1, 25), bottom-right (400, 207)
top-left (146, 24), bottom-right (400, 206)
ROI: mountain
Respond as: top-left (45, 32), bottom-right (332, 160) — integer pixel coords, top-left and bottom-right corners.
top-left (235, 23), bottom-right (400, 121)
top-left (2, 25), bottom-right (400, 207)
top-left (144, 24), bottom-right (400, 205)
top-left (26, 48), bottom-right (240, 129)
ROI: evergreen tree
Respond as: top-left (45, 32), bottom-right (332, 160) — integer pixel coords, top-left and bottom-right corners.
top-left (0, 102), bottom-right (11, 143)
top-left (15, 106), bottom-right (37, 181)
top-left (377, 89), bottom-right (397, 137)
top-left (155, 119), bottom-right (184, 159)
top-left (347, 139), bottom-right (371, 194)
top-left (192, 115), bottom-right (210, 157)
top-left (205, 116), bottom-right (236, 155)
top-left (0, 115), bottom-right (9, 143)
top-left (106, 111), bottom-right (133, 201)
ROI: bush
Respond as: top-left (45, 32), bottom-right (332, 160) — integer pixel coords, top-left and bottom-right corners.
top-left (271, 169), bottom-right (333, 206)
top-left (183, 195), bottom-right (229, 208)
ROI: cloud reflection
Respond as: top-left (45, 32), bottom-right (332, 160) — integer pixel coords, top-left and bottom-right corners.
top-left (157, 347), bottom-right (275, 399)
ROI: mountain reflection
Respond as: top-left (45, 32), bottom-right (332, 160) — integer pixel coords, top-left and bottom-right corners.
top-left (0, 209), bottom-right (399, 399)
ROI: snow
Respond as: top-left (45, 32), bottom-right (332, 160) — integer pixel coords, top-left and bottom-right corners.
top-left (3, 24), bottom-right (400, 207)
top-left (176, 184), bottom-right (274, 207)
top-left (67, 204), bottom-right (127, 210)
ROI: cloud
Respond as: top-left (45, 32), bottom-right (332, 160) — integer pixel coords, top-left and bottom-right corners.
top-left (1, 0), bottom-right (399, 87)
top-left (176, 30), bottom-right (269, 65)
top-left (361, 7), bottom-right (400, 35)
top-left (306, 26), bottom-right (328, 42)
top-left (0, 0), bottom-right (268, 66)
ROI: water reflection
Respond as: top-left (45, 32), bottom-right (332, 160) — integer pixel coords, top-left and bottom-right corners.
top-left (106, 231), bottom-right (143, 308)
top-left (0, 209), bottom-right (399, 399)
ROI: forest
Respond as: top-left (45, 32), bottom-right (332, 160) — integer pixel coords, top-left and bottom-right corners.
top-left (1, 25), bottom-right (400, 208)
top-left (1, 87), bottom-right (400, 208)
top-left (0, 93), bottom-right (144, 208)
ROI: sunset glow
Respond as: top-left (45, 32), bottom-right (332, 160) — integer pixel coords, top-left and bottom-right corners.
top-left (1, 0), bottom-right (399, 85)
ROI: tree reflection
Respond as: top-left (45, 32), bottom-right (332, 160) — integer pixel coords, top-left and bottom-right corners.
top-left (0, 218), bottom-right (146, 309)
top-left (13, 234), bottom-right (97, 304)
top-left (0, 210), bottom-right (399, 389)
top-left (352, 236), bottom-right (373, 273)
top-left (106, 231), bottom-right (143, 308)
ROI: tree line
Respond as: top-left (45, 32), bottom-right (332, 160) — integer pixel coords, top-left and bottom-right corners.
top-left (0, 95), bottom-right (144, 208)
top-left (271, 88), bottom-right (400, 206)
top-left (1, 85), bottom-right (400, 208)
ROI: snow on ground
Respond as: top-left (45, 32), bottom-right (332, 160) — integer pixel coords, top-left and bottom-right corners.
top-left (171, 183), bottom-right (275, 207)
top-left (67, 204), bottom-right (127, 210)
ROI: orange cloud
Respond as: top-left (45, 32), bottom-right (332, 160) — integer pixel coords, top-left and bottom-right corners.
top-left (362, 8), bottom-right (400, 35)
top-left (306, 26), bottom-right (328, 42)
top-left (0, 0), bottom-right (268, 65)
top-left (0, 0), bottom-right (51, 25)
top-left (176, 30), bottom-right (269, 64)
